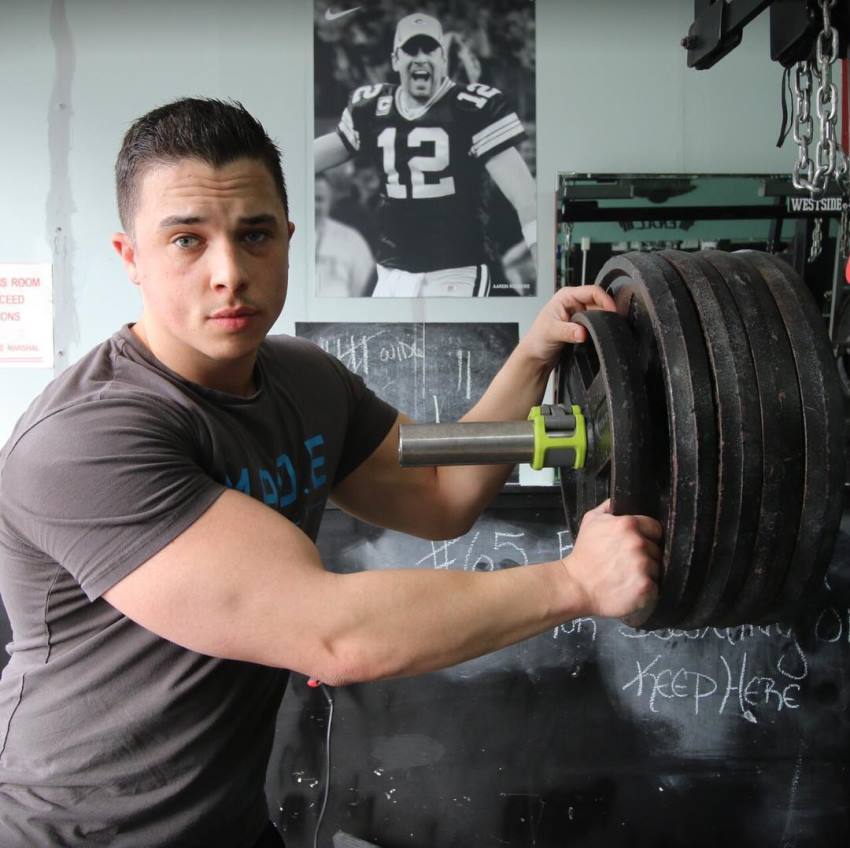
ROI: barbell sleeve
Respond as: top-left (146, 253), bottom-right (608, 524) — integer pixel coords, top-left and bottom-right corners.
top-left (398, 421), bottom-right (536, 467)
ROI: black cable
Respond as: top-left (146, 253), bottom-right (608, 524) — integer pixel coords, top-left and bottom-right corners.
top-left (313, 683), bottom-right (335, 848)
top-left (777, 64), bottom-right (793, 148)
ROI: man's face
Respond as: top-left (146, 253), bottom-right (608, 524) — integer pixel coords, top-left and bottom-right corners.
top-left (113, 157), bottom-right (294, 393)
top-left (393, 35), bottom-right (447, 102)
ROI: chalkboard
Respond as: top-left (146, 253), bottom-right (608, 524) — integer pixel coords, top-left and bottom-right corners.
top-left (295, 323), bottom-right (519, 423)
top-left (268, 490), bottom-right (850, 848)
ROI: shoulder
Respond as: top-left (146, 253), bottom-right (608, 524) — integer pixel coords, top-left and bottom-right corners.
top-left (2, 332), bottom-right (205, 469)
top-left (448, 81), bottom-right (514, 115)
top-left (447, 82), bottom-right (526, 160)
top-left (2, 334), bottom-right (145, 454)
top-left (0, 377), bottom-right (204, 545)
top-left (4, 384), bottom-right (196, 470)
top-left (346, 82), bottom-right (396, 115)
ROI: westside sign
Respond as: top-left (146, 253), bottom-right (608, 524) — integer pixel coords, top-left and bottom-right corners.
top-left (785, 195), bottom-right (846, 213)
top-left (0, 263), bottom-right (53, 368)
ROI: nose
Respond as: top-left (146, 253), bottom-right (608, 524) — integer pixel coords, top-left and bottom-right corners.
top-left (209, 239), bottom-right (247, 293)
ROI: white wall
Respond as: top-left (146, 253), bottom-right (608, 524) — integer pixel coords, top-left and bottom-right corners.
top-left (0, 0), bottom-right (796, 442)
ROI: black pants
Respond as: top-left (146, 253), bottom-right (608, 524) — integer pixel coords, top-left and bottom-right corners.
top-left (251, 822), bottom-right (285, 848)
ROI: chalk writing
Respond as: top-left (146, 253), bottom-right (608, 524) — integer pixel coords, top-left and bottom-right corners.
top-left (556, 529), bottom-right (573, 559)
top-left (418, 539), bottom-right (457, 570)
top-left (620, 652), bottom-right (801, 721)
top-left (296, 322), bottom-right (519, 423)
top-left (407, 523), bottom-right (843, 725)
top-left (814, 605), bottom-right (850, 641)
top-left (553, 617), bottom-right (598, 642)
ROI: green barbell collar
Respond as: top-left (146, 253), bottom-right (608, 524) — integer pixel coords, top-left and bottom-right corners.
top-left (528, 404), bottom-right (587, 470)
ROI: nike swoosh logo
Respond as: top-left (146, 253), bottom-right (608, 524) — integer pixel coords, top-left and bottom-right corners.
top-left (325, 6), bottom-right (361, 21)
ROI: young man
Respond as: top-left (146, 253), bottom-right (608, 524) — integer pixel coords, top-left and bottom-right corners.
top-left (314, 11), bottom-right (538, 296)
top-left (0, 98), bottom-right (661, 847)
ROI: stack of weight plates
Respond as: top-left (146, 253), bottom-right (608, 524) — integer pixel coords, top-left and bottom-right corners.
top-left (557, 249), bottom-right (845, 629)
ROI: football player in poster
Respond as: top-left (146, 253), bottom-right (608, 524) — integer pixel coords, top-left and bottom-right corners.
top-left (314, 8), bottom-right (537, 297)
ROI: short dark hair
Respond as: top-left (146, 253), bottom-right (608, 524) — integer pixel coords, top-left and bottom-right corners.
top-left (115, 97), bottom-right (288, 232)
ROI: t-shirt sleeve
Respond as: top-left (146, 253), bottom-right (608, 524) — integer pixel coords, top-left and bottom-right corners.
top-left (335, 84), bottom-right (389, 155)
top-left (323, 354), bottom-right (398, 485)
top-left (0, 394), bottom-right (226, 600)
top-left (464, 84), bottom-right (527, 164)
top-left (336, 104), bottom-right (360, 154)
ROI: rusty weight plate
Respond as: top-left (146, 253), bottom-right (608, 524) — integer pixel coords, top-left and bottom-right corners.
top-left (654, 250), bottom-right (764, 628)
top-left (697, 250), bottom-right (805, 626)
top-left (596, 253), bottom-right (718, 629)
top-left (557, 310), bottom-right (655, 539)
top-left (736, 250), bottom-right (845, 618)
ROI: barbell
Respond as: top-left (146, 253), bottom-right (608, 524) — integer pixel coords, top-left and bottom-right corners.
top-left (398, 250), bottom-right (846, 629)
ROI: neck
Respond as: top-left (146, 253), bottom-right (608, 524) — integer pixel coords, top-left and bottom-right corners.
top-left (398, 78), bottom-right (449, 117)
top-left (399, 89), bottom-right (429, 112)
top-left (131, 320), bottom-right (258, 397)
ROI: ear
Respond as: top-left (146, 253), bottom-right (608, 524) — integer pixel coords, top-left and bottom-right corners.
top-left (112, 232), bottom-right (140, 285)
top-left (287, 220), bottom-right (296, 241)
top-left (391, 48), bottom-right (400, 73)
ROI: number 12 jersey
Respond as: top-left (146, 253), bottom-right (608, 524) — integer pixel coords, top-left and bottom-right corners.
top-left (336, 79), bottom-right (527, 273)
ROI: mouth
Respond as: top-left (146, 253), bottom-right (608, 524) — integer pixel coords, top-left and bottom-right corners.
top-left (210, 306), bottom-right (258, 319)
top-left (411, 68), bottom-right (432, 84)
top-left (209, 306), bottom-right (260, 331)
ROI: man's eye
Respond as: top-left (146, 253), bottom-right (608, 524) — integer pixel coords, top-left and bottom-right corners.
top-left (173, 235), bottom-right (199, 248)
top-left (243, 230), bottom-right (270, 245)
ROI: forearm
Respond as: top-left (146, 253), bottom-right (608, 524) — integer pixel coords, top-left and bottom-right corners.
top-left (299, 557), bottom-right (579, 684)
top-left (462, 339), bottom-right (550, 423)
top-left (314, 131), bottom-right (351, 173)
top-left (430, 343), bottom-right (552, 528)
top-left (275, 507), bottom-right (658, 685)
top-left (314, 504), bottom-right (661, 684)
top-left (486, 146), bottom-right (537, 251)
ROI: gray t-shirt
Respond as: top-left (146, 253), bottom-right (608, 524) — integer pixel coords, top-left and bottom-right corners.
top-left (0, 326), bottom-right (397, 848)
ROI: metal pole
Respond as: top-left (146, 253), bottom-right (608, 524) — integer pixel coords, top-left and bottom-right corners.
top-left (398, 421), bottom-right (536, 467)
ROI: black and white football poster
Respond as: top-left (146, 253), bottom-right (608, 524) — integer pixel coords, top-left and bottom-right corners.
top-left (313, 1), bottom-right (537, 298)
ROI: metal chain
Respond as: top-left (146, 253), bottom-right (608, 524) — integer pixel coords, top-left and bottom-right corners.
top-left (792, 61), bottom-right (814, 190)
top-left (813, 0), bottom-right (840, 186)
top-left (791, 0), bottom-right (847, 196)
top-left (840, 203), bottom-right (850, 260)
top-left (809, 216), bottom-right (824, 262)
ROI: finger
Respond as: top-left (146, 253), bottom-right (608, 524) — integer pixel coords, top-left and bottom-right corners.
top-left (642, 543), bottom-right (663, 575)
top-left (632, 515), bottom-right (664, 541)
top-left (556, 285), bottom-right (616, 313)
top-left (577, 500), bottom-right (610, 531)
top-left (584, 286), bottom-right (617, 312)
top-left (589, 498), bottom-right (612, 515)
top-left (561, 321), bottom-right (588, 344)
top-left (620, 592), bottom-right (658, 628)
top-left (636, 537), bottom-right (663, 561)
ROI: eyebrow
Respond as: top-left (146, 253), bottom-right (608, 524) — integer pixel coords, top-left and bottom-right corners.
top-left (158, 213), bottom-right (280, 229)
